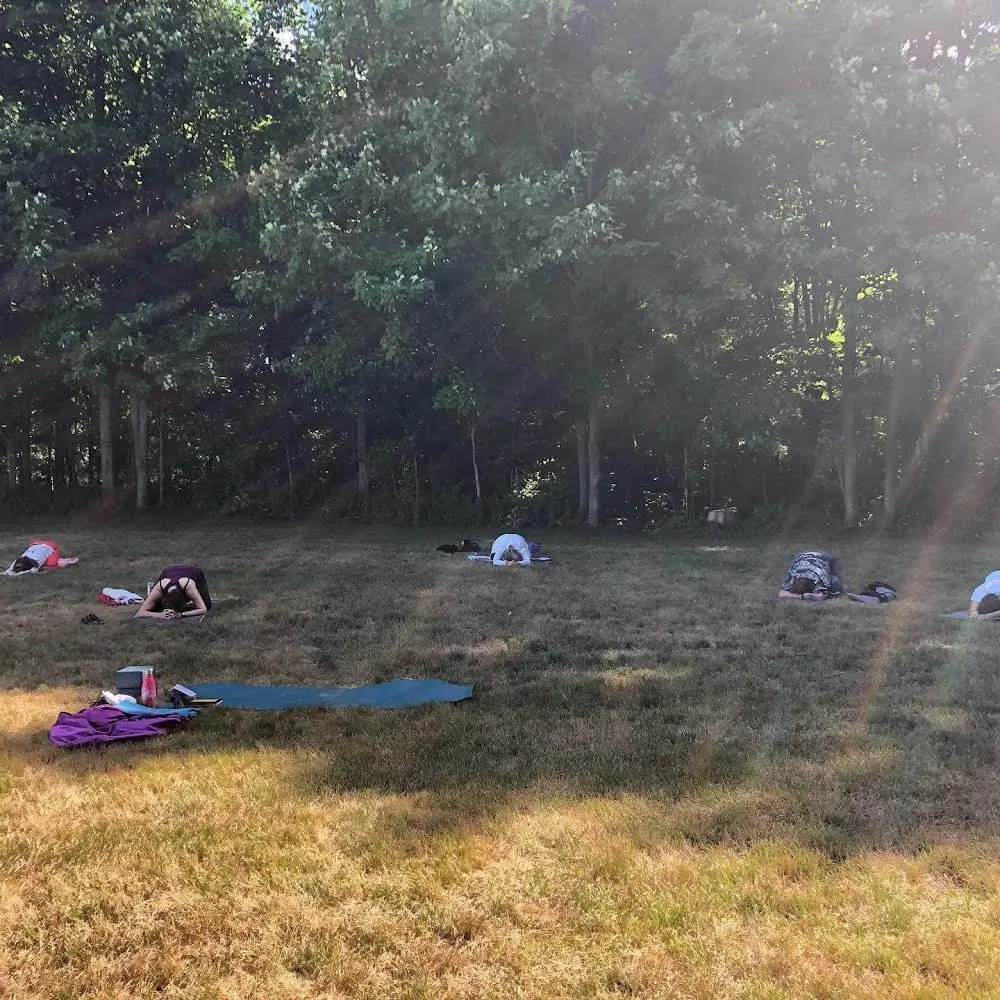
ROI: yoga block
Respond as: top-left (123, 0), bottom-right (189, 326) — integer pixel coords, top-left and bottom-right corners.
top-left (115, 666), bottom-right (150, 698)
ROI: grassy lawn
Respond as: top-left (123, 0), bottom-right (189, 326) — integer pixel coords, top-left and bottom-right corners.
top-left (1, 519), bottom-right (999, 998)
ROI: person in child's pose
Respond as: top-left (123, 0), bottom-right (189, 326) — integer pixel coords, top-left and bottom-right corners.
top-left (135, 565), bottom-right (212, 620)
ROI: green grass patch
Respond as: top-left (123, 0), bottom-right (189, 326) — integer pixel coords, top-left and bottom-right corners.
top-left (0, 521), bottom-right (999, 997)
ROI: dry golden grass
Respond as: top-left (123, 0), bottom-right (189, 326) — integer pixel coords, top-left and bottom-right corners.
top-left (1, 519), bottom-right (999, 998)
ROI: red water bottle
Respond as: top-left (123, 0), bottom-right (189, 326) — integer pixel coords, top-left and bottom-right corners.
top-left (140, 668), bottom-right (158, 707)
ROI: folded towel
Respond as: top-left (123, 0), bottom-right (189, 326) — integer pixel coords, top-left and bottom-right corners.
top-left (98, 587), bottom-right (144, 605)
top-left (101, 691), bottom-right (199, 717)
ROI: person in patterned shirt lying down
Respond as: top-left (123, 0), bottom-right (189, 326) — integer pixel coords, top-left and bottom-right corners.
top-left (776, 551), bottom-right (844, 600)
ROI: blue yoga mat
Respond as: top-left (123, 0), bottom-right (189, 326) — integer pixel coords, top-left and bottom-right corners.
top-left (467, 553), bottom-right (552, 563)
top-left (768, 595), bottom-right (839, 604)
top-left (188, 679), bottom-right (474, 710)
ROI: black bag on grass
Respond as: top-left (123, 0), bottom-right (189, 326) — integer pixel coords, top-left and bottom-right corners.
top-left (437, 539), bottom-right (482, 554)
top-left (860, 582), bottom-right (897, 603)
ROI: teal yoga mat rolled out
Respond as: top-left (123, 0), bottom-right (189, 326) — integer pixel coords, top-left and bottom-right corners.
top-left (188, 679), bottom-right (474, 709)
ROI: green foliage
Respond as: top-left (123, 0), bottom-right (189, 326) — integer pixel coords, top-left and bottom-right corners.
top-left (1, 0), bottom-right (1000, 527)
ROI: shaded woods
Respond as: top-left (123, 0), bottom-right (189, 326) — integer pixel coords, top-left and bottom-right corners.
top-left (2, 1), bottom-right (999, 528)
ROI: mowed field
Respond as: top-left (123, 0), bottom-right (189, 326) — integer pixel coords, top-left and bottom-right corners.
top-left (1, 519), bottom-right (999, 999)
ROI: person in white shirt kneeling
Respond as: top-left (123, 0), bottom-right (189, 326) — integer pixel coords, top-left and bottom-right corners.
top-left (490, 533), bottom-right (532, 566)
top-left (969, 571), bottom-right (1000, 619)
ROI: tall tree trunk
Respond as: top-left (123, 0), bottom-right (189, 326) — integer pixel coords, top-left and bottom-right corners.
top-left (468, 417), bottom-right (482, 507)
top-left (510, 417), bottom-right (518, 495)
top-left (587, 390), bottom-right (600, 527)
top-left (48, 420), bottom-right (55, 492)
top-left (284, 436), bottom-right (294, 518)
top-left (69, 424), bottom-right (77, 489)
top-left (128, 399), bottom-right (138, 493)
top-left (158, 406), bottom-right (165, 508)
top-left (99, 384), bottom-right (114, 503)
top-left (137, 397), bottom-right (148, 509)
top-left (842, 286), bottom-right (860, 526)
top-left (56, 420), bottom-right (73, 491)
top-left (883, 336), bottom-right (910, 522)
top-left (18, 413), bottom-right (31, 489)
top-left (6, 432), bottom-right (16, 490)
top-left (130, 391), bottom-right (148, 510)
top-left (683, 444), bottom-right (690, 518)
top-left (576, 420), bottom-right (588, 522)
top-left (356, 408), bottom-right (369, 506)
top-left (412, 442), bottom-right (420, 526)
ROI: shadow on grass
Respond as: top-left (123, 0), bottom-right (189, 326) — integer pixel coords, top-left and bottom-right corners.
top-left (5, 663), bottom-right (1000, 860)
top-left (2, 524), bottom-right (998, 862)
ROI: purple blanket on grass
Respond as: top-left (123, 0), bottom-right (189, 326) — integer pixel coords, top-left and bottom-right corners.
top-left (49, 703), bottom-right (191, 748)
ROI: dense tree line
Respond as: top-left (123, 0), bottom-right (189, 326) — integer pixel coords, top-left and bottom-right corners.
top-left (2, 0), bottom-right (998, 528)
